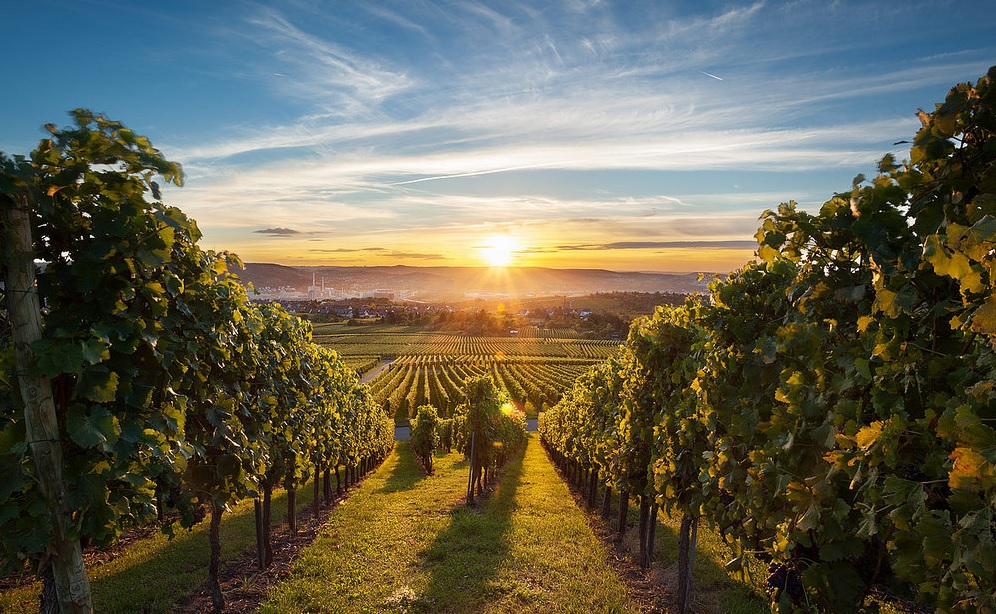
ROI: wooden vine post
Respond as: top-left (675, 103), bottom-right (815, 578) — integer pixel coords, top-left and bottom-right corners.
top-left (2, 194), bottom-right (94, 613)
top-left (676, 514), bottom-right (698, 614)
top-left (466, 431), bottom-right (477, 504)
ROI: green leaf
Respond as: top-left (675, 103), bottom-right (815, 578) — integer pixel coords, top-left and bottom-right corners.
top-left (32, 339), bottom-right (85, 376)
top-left (797, 503), bottom-right (820, 532)
top-left (77, 368), bottom-right (119, 403)
top-left (164, 271), bottom-right (184, 296)
top-left (920, 513), bottom-right (954, 568)
top-left (0, 458), bottom-right (27, 500)
top-left (216, 453), bottom-right (243, 480)
top-left (66, 406), bottom-right (120, 448)
top-left (818, 537), bottom-right (861, 562)
top-left (854, 358), bottom-right (871, 379)
top-left (81, 338), bottom-right (110, 365)
top-left (0, 421), bottom-right (27, 455)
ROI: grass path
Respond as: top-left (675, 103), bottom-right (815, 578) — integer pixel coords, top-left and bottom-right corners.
top-left (0, 482), bottom-right (317, 614)
top-left (2, 435), bottom-right (767, 613)
top-left (261, 436), bottom-right (638, 613)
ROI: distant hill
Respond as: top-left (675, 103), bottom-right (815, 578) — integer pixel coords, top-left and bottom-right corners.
top-left (234, 263), bottom-right (715, 300)
top-left (236, 262), bottom-right (315, 289)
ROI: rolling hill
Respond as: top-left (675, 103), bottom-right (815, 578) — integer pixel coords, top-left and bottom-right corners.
top-left (234, 263), bottom-right (714, 300)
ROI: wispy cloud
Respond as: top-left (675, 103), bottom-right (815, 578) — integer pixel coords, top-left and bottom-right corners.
top-left (385, 251), bottom-right (448, 260)
top-left (546, 240), bottom-right (759, 252)
top-left (254, 227), bottom-right (301, 235)
top-left (143, 1), bottom-right (996, 270)
top-left (310, 247), bottom-right (388, 253)
top-left (243, 7), bottom-right (413, 117)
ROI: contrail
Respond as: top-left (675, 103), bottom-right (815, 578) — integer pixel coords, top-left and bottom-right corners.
top-left (390, 162), bottom-right (564, 186)
top-left (701, 71), bottom-right (724, 81)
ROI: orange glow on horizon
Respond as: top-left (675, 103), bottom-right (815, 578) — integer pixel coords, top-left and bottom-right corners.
top-left (205, 228), bottom-right (756, 274)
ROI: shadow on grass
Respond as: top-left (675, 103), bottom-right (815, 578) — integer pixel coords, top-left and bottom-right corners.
top-left (413, 442), bottom-right (527, 613)
top-left (84, 484), bottom-right (311, 614)
top-left (447, 452), bottom-right (470, 470)
top-left (376, 441), bottom-right (427, 494)
top-left (595, 488), bottom-right (767, 614)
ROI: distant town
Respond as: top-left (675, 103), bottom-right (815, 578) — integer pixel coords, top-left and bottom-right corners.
top-left (231, 263), bottom-right (702, 338)
top-left (235, 262), bottom-right (715, 303)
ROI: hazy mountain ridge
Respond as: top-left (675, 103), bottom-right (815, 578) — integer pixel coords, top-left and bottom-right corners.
top-left (235, 263), bottom-right (713, 299)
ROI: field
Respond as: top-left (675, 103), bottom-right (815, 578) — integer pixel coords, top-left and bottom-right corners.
top-left (313, 323), bottom-right (621, 419)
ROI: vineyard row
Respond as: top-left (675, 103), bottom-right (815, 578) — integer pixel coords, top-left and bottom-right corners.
top-left (314, 332), bottom-right (620, 360)
top-left (540, 70), bottom-right (996, 614)
top-left (364, 355), bottom-right (599, 419)
top-left (0, 114), bottom-right (395, 613)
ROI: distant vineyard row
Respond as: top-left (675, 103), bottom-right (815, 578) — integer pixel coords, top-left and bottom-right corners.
top-left (368, 356), bottom-right (598, 419)
top-left (315, 331), bottom-right (620, 360)
top-left (316, 328), bottom-right (620, 419)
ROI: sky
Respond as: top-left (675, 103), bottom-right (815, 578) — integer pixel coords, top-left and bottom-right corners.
top-left (2, 1), bottom-right (994, 273)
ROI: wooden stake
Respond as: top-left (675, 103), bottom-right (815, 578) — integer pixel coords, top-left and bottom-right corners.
top-left (3, 195), bottom-right (93, 612)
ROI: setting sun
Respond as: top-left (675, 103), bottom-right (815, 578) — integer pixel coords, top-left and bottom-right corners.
top-left (480, 235), bottom-right (520, 267)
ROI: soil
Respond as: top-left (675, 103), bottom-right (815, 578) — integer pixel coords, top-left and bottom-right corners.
top-left (545, 457), bottom-right (675, 613)
top-left (173, 495), bottom-right (344, 614)
top-left (0, 482), bottom-right (364, 613)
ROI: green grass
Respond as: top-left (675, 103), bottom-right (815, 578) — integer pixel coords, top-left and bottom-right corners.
top-left (550, 470), bottom-right (769, 614)
top-left (0, 482), bottom-right (317, 613)
top-left (261, 436), bottom-right (638, 613)
top-left (0, 443), bottom-right (924, 614)
top-left (632, 506), bottom-right (768, 613)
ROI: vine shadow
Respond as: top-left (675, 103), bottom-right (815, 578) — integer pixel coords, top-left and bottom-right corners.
top-left (376, 441), bottom-right (427, 494)
top-left (593, 487), bottom-right (768, 613)
top-left (412, 440), bottom-right (527, 612)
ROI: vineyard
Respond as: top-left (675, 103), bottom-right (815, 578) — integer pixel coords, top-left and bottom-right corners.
top-left (0, 108), bottom-right (611, 611)
top-left (540, 69), bottom-right (996, 613)
top-left (2, 67), bottom-right (994, 614)
top-left (313, 325), bottom-right (621, 419)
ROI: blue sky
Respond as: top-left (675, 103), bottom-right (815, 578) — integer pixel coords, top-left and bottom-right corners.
top-left (2, 1), bottom-right (994, 272)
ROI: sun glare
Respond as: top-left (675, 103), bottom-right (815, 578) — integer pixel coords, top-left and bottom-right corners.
top-left (481, 235), bottom-right (519, 267)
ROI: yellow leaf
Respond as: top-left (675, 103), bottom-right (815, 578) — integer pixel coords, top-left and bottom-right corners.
top-left (873, 288), bottom-right (899, 318)
top-left (835, 433), bottom-right (856, 449)
top-left (855, 421), bottom-right (883, 450)
top-left (960, 268), bottom-right (985, 294)
top-left (948, 447), bottom-right (992, 491)
top-left (970, 297), bottom-right (996, 335)
top-left (934, 250), bottom-right (975, 281)
top-left (758, 244), bottom-right (779, 263)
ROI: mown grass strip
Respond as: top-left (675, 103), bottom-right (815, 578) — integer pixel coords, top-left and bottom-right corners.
top-left (0, 484), bottom-right (316, 613)
top-left (261, 436), bottom-right (638, 613)
top-left (611, 500), bottom-right (769, 614)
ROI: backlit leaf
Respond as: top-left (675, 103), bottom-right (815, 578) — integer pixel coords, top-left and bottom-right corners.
top-left (969, 297), bottom-right (996, 334)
